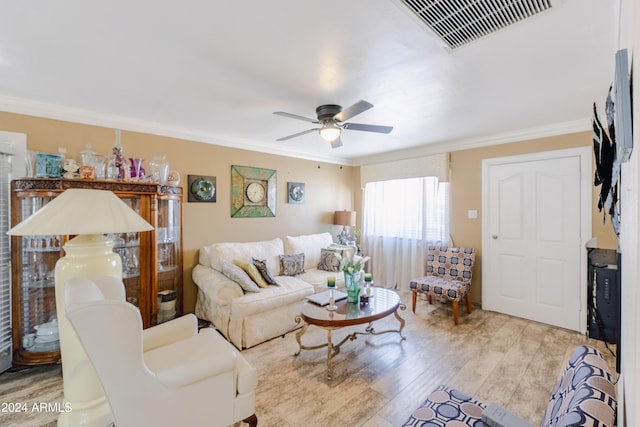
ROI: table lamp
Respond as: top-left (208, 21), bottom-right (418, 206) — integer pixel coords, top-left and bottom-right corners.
top-left (8, 188), bottom-right (153, 427)
top-left (334, 210), bottom-right (356, 245)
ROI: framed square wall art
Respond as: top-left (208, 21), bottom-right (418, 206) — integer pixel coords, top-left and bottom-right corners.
top-left (287, 182), bottom-right (305, 204)
top-left (188, 175), bottom-right (216, 203)
top-left (230, 165), bottom-right (276, 217)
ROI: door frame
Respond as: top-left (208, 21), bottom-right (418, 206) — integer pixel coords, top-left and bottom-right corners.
top-left (481, 146), bottom-right (592, 334)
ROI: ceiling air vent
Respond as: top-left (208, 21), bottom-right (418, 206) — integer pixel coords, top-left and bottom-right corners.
top-left (401, 0), bottom-right (553, 50)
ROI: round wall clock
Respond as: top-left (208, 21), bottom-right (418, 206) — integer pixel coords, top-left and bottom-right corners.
top-left (245, 182), bottom-right (266, 203)
top-left (230, 165), bottom-right (276, 218)
top-left (288, 182), bottom-right (305, 204)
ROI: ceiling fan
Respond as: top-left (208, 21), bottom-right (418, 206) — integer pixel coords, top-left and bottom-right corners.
top-left (273, 100), bottom-right (393, 148)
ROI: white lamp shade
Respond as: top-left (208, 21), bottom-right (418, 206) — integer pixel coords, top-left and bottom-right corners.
top-left (8, 188), bottom-right (153, 236)
top-left (319, 124), bottom-right (341, 142)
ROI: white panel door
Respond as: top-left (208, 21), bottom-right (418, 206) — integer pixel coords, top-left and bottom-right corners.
top-left (484, 154), bottom-right (583, 331)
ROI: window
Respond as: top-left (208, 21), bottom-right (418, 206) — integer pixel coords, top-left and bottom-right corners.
top-left (362, 177), bottom-right (449, 241)
top-left (361, 177), bottom-right (449, 290)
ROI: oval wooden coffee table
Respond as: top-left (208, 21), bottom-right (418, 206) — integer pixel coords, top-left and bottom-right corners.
top-left (294, 287), bottom-right (406, 379)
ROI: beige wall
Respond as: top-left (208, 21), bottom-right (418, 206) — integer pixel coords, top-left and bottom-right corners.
top-left (450, 131), bottom-right (618, 304)
top-left (1, 112), bottom-right (617, 311)
top-left (0, 112), bottom-right (358, 313)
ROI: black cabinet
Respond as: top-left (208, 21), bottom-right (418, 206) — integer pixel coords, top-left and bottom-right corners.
top-left (587, 249), bottom-right (619, 345)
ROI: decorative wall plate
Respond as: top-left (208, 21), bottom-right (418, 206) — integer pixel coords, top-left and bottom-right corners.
top-left (231, 165), bottom-right (276, 217)
top-left (288, 182), bottom-right (305, 204)
top-left (188, 175), bottom-right (216, 202)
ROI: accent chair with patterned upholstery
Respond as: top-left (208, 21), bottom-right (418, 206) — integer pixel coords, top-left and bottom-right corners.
top-left (402, 345), bottom-right (616, 427)
top-left (409, 246), bottom-right (476, 324)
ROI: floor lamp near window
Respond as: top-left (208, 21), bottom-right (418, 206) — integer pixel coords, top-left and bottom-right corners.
top-left (8, 189), bottom-right (153, 427)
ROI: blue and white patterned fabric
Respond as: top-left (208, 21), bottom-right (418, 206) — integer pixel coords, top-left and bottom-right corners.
top-left (541, 345), bottom-right (616, 426)
top-left (410, 246), bottom-right (475, 303)
top-left (402, 384), bottom-right (485, 427)
top-left (402, 345), bottom-right (616, 427)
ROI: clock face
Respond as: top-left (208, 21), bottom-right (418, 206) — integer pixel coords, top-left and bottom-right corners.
top-left (245, 182), bottom-right (265, 203)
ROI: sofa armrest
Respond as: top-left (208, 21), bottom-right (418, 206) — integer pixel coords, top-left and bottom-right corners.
top-left (143, 314), bottom-right (198, 352)
top-left (192, 264), bottom-right (244, 307)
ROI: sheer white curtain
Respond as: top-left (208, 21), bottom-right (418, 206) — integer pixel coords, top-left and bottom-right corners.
top-left (361, 177), bottom-right (450, 291)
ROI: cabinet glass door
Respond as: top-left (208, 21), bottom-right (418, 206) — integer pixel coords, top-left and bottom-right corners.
top-left (156, 196), bottom-right (181, 324)
top-left (110, 196), bottom-right (143, 307)
top-left (13, 195), bottom-right (62, 364)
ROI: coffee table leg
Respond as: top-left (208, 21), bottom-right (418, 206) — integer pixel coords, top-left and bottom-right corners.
top-left (394, 303), bottom-right (407, 340)
top-left (294, 316), bottom-right (309, 356)
top-left (326, 329), bottom-right (334, 379)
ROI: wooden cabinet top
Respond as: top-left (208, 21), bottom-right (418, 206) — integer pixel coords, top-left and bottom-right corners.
top-left (11, 178), bottom-right (182, 195)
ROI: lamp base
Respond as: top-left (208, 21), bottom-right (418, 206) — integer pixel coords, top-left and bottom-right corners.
top-left (55, 234), bottom-right (120, 426)
top-left (337, 226), bottom-right (350, 245)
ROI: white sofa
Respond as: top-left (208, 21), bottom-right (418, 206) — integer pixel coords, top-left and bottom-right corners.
top-left (193, 232), bottom-right (353, 349)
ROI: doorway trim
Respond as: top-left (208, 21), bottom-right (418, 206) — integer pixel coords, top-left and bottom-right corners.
top-left (481, 146), bottom-right (592, 334)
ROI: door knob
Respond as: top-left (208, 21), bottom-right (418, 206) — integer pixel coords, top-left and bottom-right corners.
top-left (492, 235), bottom-right (498, 239)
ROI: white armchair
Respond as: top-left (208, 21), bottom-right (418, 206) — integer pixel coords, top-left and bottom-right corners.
top-left (64, 276), bottom-right (258, 427)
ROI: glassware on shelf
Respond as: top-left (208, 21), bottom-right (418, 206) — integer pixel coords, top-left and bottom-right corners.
top-left (148, 156), bottom-right (170, 184)
top-left (129, 158), bottom-right (145, 181)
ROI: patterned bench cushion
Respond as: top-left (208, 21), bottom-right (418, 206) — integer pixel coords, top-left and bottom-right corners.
top-left (402, 384), bottom-right (485, 427)
top-left (410, 276), bottom-right (469, 302)
top-left (542, 345), bottom-right (616, 426)
top-left (403, 345), bottom-right (616, 427)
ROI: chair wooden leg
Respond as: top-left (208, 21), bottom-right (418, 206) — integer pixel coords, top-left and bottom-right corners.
top-left (452, 300), bottom-right (459, 325)
top-left (243, 413), bottom-right (258, 427)
top-left (411, 291), bottom-right (417, 313)
top-left (465, 293), bottom-right (472, 314)
top-left (427, 294), bottom-right (432, 305)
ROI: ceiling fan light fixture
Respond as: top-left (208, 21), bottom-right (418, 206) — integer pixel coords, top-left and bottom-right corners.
top-left (319, 122), bottom-right (341, 142)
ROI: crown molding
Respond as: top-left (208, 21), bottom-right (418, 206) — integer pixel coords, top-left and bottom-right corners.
top-left (353, 118), bottom-right (591, 166)
top-left (1, 94), bottom-right (589, 168)
top-left (0, 95), bottom-right (351, 165)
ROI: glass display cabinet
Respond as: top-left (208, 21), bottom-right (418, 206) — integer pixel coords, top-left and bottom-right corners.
top-left (10, 178), bottom-right (183, 366)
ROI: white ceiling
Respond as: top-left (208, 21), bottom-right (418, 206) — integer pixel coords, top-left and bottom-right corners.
top-left (0, 0), bottom-right (616, 165)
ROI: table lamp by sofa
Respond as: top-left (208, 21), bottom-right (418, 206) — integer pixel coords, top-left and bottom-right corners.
top-left (8, 188), bottom-right (153, 427)
top-left (334, 210), bottom-right (356, 245)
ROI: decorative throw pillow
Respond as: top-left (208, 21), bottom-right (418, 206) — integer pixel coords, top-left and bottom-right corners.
top-left (252, 258), bottom-right (279, 286)
top-left (220, 259), bottom-right (260, 293)
top-left (317, 248), bottom-right (342, 272)
top-left (234, 259), bottom-right (269, 288)
top-left (279, 253), bottom-right (305, 276)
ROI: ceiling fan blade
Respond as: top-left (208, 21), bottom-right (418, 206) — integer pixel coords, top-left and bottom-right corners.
top-left (343, 122), bottom-right (393, 134)
top-left (273, 111), bottom-right (319, 124)
top-left (330, 136), bottom-right (343, 149)
top-left (276, 128), bottom-right (318, 141)
top-left (333, 100), bottom-right (374, 122)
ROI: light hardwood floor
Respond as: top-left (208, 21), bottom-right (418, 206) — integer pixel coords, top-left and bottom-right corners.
top-left (0, 290), bottom-right (617, 427)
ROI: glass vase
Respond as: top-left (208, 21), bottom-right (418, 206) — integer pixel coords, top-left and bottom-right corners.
top-left (344, 272), bottom-right (361, 303)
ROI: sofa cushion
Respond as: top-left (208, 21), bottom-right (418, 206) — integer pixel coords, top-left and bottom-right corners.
top-left (317, 248), bottom-right (342, 272)
top-left (220, 259), bottom-right (260, 293)
top-left (297, 268), bottom-right (345, 293)
top-left (279, 253), bottom-right (305, 276)
top-left (234, 259), bottom-right (269, 288)
top-left (229, 276), bottom-right (313, 318)
top-left (204, 238), bottom-right (284, 273)
top-left (283, 233), bottom-right (333, 271)
top-left (252, 258), bottom-right (279, 286)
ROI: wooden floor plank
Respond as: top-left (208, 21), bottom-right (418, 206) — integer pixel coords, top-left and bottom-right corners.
top-left (0, 291), bottom-right (617, 427)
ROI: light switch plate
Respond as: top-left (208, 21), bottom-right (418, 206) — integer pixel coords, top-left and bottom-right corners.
top-left (468, 210), bottom-right (478, 219)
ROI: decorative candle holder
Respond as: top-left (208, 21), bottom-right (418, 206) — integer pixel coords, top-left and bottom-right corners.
top-left (326, 276), bottom-right (337, 311)
top-left (364, 273), bottom-right (373, 297)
